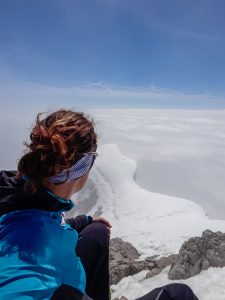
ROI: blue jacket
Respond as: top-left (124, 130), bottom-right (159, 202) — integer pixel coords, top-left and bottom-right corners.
top-left (0, 171), bottom-right (92, 300)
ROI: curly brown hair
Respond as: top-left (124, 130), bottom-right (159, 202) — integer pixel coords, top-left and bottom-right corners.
top-left (17, 109), bottom-right (97, 193)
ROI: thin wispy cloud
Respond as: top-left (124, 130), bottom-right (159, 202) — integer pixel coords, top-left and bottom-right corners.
top-left (1, 79), bottom-right (225, 112)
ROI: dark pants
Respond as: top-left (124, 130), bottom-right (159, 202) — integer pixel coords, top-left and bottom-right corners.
top-left (76, 222), bottom-right (110, 300)
top-left (75, 223), bottom-right (199, 300)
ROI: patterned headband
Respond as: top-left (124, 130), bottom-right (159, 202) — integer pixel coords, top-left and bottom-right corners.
top-left (50, 152), bottom-right (98, 184)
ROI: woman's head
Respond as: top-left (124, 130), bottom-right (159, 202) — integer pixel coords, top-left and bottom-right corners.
top-left (17, 109), bottom-right (97, 194)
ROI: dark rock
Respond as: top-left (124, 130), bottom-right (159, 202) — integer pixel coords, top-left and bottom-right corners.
top-left (168, 230), bottom-right (225, 280)
top-left (109, 237), bottom-right (140, 262)
top-left (145, 254), bottom-right (177, 279)
top-left (109, 238), bottom-right (141, 285)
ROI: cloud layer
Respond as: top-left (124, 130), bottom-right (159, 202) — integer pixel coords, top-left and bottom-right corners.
top-left (93, 109), bottom-right (225, 219)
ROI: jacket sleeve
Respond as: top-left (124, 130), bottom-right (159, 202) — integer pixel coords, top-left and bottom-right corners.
top-left (65, 215), bottom-right (93, 233)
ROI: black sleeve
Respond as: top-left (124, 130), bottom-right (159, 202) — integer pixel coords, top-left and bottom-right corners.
top-left (65, 215), bottom-right (93, 233)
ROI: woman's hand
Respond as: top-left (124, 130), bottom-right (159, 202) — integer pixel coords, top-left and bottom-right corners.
top-left (92, 216), bottom-right (112, 229)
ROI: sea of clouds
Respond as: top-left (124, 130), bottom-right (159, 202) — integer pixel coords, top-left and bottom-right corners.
top-left (91, 109), bottom-right (225, 220)
top-left (1, 108), bottom-right (225, 220)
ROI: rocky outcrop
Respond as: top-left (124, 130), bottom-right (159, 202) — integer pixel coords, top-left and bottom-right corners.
top-left (110, 229), bottom-right (225, 293)
top-left (169, 230), bottom-right (225, 280)
top-left (109, 238), bottom-right (177, 285)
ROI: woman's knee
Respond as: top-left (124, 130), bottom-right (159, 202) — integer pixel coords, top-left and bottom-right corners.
top-left (164, 283), bottom-right (192, 291)
top-left (79, 222), bottom-right (110, 249)
top-left (163, 283), bottom-right (198, 300)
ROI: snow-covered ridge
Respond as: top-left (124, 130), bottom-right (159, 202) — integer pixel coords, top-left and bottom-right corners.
top-left (75, 143), bottom-right (225, 258)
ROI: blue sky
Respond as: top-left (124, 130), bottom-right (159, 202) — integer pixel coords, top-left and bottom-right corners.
top-left (1, 0), bottom-right (225, 108)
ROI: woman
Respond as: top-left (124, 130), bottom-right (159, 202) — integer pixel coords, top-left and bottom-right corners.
top-left (0, 109), bottom-right (199, 300)
top-left (0, 109), bottom-right (111, 300)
